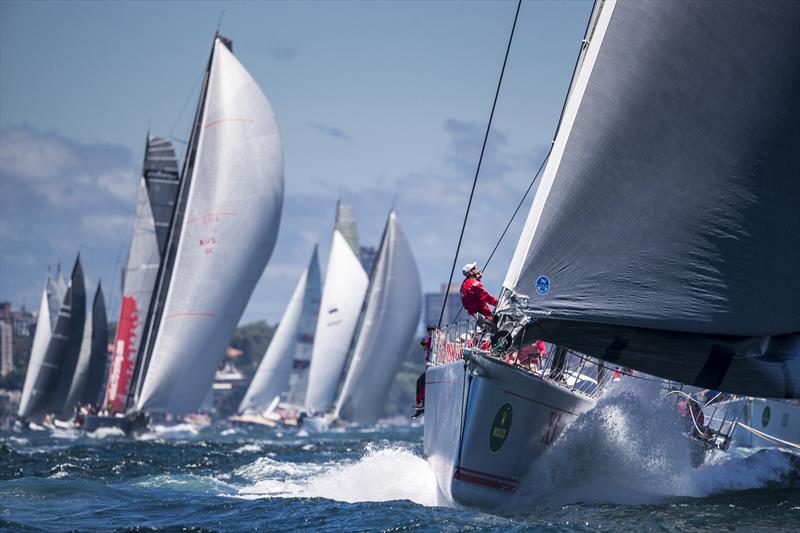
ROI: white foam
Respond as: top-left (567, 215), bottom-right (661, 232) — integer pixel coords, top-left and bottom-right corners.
top-left (139, 423), bottom-right (200, 440)
top-left (233, 443), bottom-right (262, 454)
top-left (88, 427), bottom-right (126, 439)
top-left (235, 444), bottom-right (440, 506)
top-left (49, 428), bottom-right (80, 440)
top-left (507, 379), bottom-right (796, 509)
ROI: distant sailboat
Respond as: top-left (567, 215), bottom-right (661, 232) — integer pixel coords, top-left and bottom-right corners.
top-left (304, 203), bottom-right (369, 413)
top-left (104, 135), bottom-right (180, 413)
top-left (17, 256), bottom-right (85, 419)
top-left (333, 210), bottom-right (422, 425)
top-left (132, 34), bottom-right (284, 414)
top-left (17, 273), bottom-right (56, 419)
top-left (237, 246), bottom-right (321, 415)
top-left (63, 284), bottom-right (109, 410)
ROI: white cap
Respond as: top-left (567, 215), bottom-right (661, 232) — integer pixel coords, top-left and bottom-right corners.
top-left (462, 262), bottom-right (477, 276)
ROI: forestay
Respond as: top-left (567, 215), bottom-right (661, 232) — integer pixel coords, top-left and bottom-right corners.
top-left (137, 38), bottom-right (284, 413)
top-left (502, 0), bottom-right (800, 398)
top-left (238, 247), bottom-right (321, 413)
top-left (334, 210), bottom-right (421, 425)
top-left (304, 205), bottom-right (369, 412)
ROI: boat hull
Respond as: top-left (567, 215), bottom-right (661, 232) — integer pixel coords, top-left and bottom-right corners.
top-left (730, 398), bottom-right (800, 448)
top-left (83, 415), bottom-right (131, 433)
top-left (423, 352), bottom-right (594, 509)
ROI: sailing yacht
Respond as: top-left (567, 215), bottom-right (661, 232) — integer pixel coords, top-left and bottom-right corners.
top-left (425, 0), bottom-right (800, 509)
top-left (17, 256), bottom-right (86, 422)
top-left (332, 210), bottom-right (422, 426)
top-left (86, 33), bottom-right (284, 432)
top-left (304, 203), bottom-right (369, 417)
top-left (233, 246), bottom-right (321, 427)
top-left (103, 135), bottom-right (180, 415)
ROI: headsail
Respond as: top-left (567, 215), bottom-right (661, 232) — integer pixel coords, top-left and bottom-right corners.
top-left (17, 275), bottom-right (54, 418)
top-left (238, 247), bottom-right (321, 414)
top-left (135, 36), bottom-right (284, 414)
top-left (304, 203), bottom-right (369, 412)
top-left (502, 0), bottom-right (800, 398)
top-left (334, 210), bottom-right (421, 425)
top-left (104, 135), bottom-right (180, 412)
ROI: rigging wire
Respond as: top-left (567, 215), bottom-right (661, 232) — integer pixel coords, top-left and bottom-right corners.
top-left (450, 150), bottom-right (550, 324)
top-left (168, 69), bottom-right (205, 140)
top-left (437, 0), bottom-right (522, 330)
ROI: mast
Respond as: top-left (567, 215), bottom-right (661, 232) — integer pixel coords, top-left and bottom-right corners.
top-left (127, 38), bottom-right (217, 411)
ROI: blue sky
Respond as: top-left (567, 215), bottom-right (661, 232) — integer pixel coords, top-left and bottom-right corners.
top-left (0, 0), bottom-right (592, 324)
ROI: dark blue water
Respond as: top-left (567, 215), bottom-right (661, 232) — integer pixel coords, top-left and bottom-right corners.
top-left (2, 418), bottom-right (798, 532)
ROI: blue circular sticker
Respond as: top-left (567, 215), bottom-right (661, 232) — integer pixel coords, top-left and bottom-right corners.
top-left (536, 275), bottom-right (550, 295)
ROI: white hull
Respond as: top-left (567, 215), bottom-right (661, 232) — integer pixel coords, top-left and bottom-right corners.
top-left (424, 351), bottom-right (594, 509)
top-left (728, 398), bottom-right (800, 448)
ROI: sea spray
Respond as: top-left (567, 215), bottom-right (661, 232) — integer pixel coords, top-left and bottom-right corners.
top-left (507, 379), bottom-right (797, 510)
top-left (236, 443), bottom-right (441, 506)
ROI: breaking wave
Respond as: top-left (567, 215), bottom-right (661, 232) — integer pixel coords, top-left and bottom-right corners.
top-left (236, 444), bottom-right (442, 506)
top-left (507, 379), bottom-right (798, 509)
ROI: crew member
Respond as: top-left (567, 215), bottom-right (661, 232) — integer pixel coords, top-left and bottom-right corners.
top-left (460, 262), bottom-right (497, 320)
top-left (413, 327), bottom-right (435, 419)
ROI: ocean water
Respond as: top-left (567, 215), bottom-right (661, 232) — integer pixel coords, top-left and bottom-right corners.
top-left (2, 390), bottom-right (798, 532)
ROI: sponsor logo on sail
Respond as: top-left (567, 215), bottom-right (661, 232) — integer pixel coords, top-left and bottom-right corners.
top-left (536, 275), bottom-right (550, 295)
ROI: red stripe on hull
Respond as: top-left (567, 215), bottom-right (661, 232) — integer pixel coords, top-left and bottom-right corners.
top-left (453, 467), bottom-right (518, 492)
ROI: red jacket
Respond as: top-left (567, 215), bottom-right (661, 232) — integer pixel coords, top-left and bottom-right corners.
top-left (460, 278), bottom-right (497, 319)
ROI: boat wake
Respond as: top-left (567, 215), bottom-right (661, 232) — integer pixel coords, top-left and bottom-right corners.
top-left (506, 379), bottom-right (798, 509)
top-left (235, 444), bottom-right (442, 506)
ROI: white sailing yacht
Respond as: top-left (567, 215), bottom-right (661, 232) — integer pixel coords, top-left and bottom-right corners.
top-left (130, 34), bottom-right (285, 416)
top-left (234, 246), bottom-right (321, 426)
top-left (333, 210), bottom-right (422, 426)
top-left (304, 203), bottom-right (369, 415)
top-left (425, 0), bottom-right (800, 510)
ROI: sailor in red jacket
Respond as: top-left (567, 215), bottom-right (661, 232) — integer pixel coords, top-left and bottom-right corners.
top-left (460, 262), bottom-right (497, 320)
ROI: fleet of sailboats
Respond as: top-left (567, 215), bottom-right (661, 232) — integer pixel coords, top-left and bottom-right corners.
top-left (9, 4), bottom-right (798, 519)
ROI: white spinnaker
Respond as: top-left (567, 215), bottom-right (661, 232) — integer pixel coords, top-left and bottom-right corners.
top-left (334, 211), bottom-right (421, 425)
top-left (17, 279), bottom-right (52, 417)
top-left (137, 39), bottom-right (284, 413)
top-left (304, 230), bottom-right (369, 412)
top-left (238, 248), bottom-right (321, 414)
top-left (503, 0), bottom-right (615, 293)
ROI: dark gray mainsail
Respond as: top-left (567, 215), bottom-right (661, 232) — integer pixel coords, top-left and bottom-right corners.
top-left (334, 210), bottom-right (422, 425)
top-left (64, 284), bottom-right (109, 410)
top-left (18, 256), bottom-right (86, 418)
top-left (46, 256), bottom-right (87, 415)
top-left (143, 136), bottom-right (181, 252)
top-left (501, 0), bottom-right (800, 398)
top-left (80, 284), bottom-right (109, 405)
